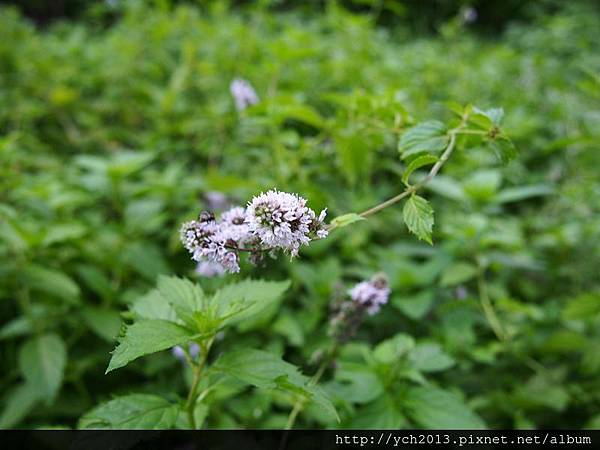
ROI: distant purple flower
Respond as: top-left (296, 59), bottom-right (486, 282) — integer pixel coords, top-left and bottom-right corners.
top-left (195, 260), bottom-right (226, 278)
top-left (172, 343), bottom-right (200, 362)
top-left (461, 7), bottom-right (477, 24)
top-left (349, 274), bottom-right (390, 315)
top-left (246, 190), bottom-right (328, 257)
top-left (230, 78), bottom-right (259, 111)
top-left (454, 285), bottom-right (468, 300)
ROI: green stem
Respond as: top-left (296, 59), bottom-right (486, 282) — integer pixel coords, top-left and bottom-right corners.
top-left (285, 344), bottom-right (338, 430)
top-left (186, 339), bottom-right (212, 429)
top-left (358, 128), bottom-right (458, 219)
top-left (327, 115), bottom-right (470, 231)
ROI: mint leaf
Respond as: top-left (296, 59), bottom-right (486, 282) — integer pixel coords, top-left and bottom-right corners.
top-left (405, 386), bottom-right (486, 429)
top-left (157, 275), bottom-right (205, 327)
top-left (402, 195), bottom-right (434, 244)
top-left (213, 348), bottom-right (338, 421)
top-left (78, 394), bottom-right (179, 429)
top-left (399, 121), bottom-right (448, 159)
top-left (330, 213), bottom-right (366, 229)
top-left (401, 154), bottom-right (438, 186)
top-left (212, 279), bottom-right (290, 329)
top-left (106, 320), bottom-right (194, 373)
top-left (18, 333), bottom-right (66, 403)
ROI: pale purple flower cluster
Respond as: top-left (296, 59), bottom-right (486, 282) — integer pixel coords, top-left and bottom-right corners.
top-left (461, 7), bottom-right (477, 24)
top-left (180, 209), bottom-right (247, 274)
top-left (246, 190), bottom-right (328, 257)
top-left (349, 274), bottom-right (391, 315)
top-left (328, 274), bottom-right (391, 343)
top-left (230, 78), bottom-right (259, 111)
top-left (180, 191), bottom-right (328, 273)
top-left (172, 343), bottom-right (200, 362)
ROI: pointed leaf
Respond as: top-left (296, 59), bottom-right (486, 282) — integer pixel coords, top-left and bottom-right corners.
top-left (330, 213), bottom-right (366, 229)
top-left (106, 320), bottom-right (194, 373)
top-left (399, 121), bottom-right (448, 159)
top-left (78, 394), bottom-right (179, 429)
top-left (405, 386), bottom-right (485, 429)
top-left (18, 333), bottom-right (66, 403)
top-left (401, 154), bottom-right (438, 186)
top-left (402, 195), bottom-right (434, 244)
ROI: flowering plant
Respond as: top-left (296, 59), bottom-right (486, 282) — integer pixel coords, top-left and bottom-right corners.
top-left (83, 103), bottom-right (516, 429)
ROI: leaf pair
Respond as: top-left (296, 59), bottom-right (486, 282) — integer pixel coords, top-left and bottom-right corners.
top-left (106, 276), bottom-right (290, 373)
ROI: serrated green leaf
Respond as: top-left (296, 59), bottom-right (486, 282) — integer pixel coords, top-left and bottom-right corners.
top-left (212, 348), bottom-right (303, 389)
top-left (401, 154), bottom-right (438, 186)
top-left (330, 213), bottom-right (365, 229)
top-left (212, 348), bottom-right (338, 421)
top-left (157, 275), bottom-right (205, 327)
top-left (487, 136), bottom-right (517, 164)
top-left (131, 289), bottom-right (177, 321)
top-left (18, 333), bottom-right (67, 403)
top-left (402, 195), bottom-right (434, 244)
top-left (106, 320), bottom-right (194, 373)
top-left (405, 386), bottom-right (486, 429)
top-left (398, 121), bottom-right (448, 159)
top-left (78, 394), bottom-right (178, 429)
top-left (212, 279), bottom-right (290, 330)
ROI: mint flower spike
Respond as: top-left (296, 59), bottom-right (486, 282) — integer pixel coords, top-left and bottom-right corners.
top-left (230, 78), bottom-right (259, 111)
top-left (328, 273), bottom-right (391, 344)
top-left (179, 191), bottom-right (329, 273)
top-left (246, 190), bottom-right (328, 257)
top-left (349, 273), bottom-right (390, 315)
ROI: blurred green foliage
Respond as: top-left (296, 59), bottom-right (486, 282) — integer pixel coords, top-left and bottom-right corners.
top-left (1, 0), bottom-right (599, 429)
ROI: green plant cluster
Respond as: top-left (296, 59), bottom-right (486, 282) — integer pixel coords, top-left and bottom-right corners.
top-left (1, 1), bottom-right (599, 429)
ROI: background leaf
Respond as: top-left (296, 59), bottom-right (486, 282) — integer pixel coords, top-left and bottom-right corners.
top-left (18, 334), bottom-right (67, 403)
top-left (78, 394), bottom-right (179, 429)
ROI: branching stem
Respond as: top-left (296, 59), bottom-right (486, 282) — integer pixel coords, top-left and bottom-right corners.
top-left (327, 114), bottom-right (470, 231)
